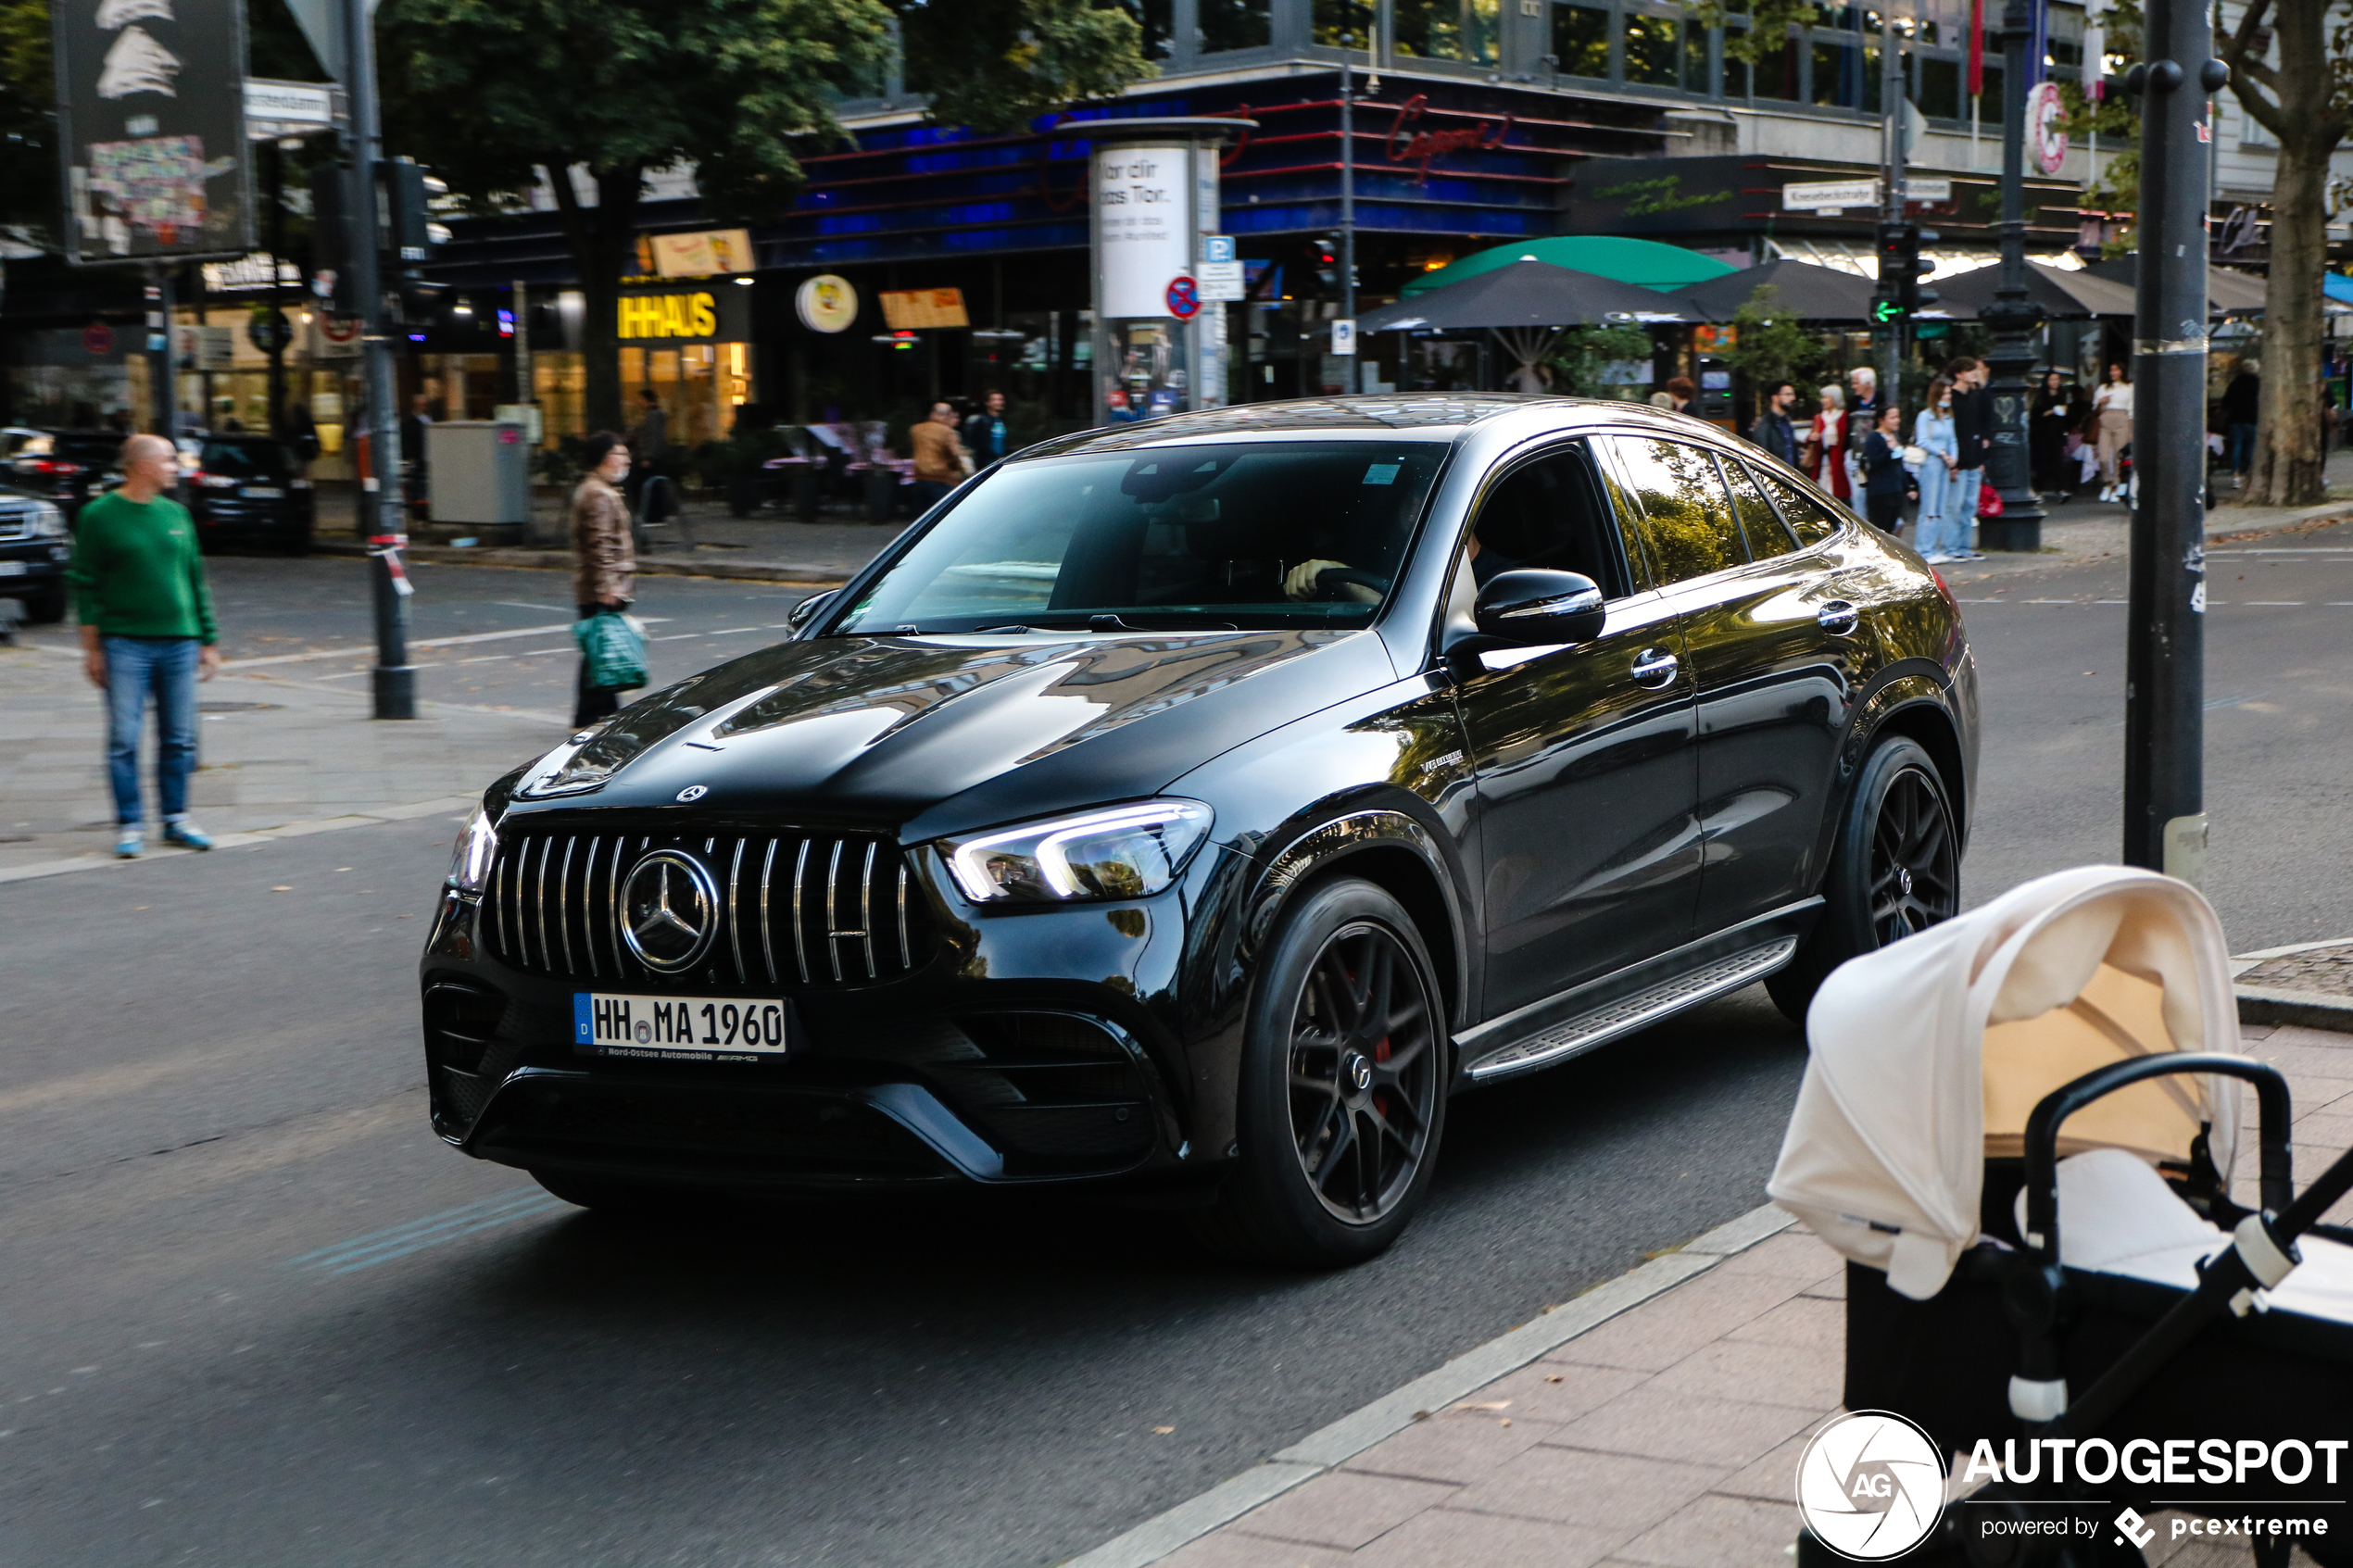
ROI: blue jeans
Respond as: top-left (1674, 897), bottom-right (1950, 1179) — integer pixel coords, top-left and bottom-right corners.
top-left (1920, 469), bottom-right (1980, 558)
top-left (2230, 423), bottom-right (2257, 473)
top-left (104, 634), bottom-right (200, 827)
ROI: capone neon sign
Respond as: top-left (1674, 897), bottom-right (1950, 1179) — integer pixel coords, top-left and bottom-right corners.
top-left (1383, 94), bottom-right (1513, 185)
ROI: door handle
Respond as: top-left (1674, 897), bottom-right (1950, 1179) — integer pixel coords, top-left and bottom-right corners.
top-left (1817, 600), bottom-right (1860, 636)
top-left (1630, 646), bottom-right (1679, 688)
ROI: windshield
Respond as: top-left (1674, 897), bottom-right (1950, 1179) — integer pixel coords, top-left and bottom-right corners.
top-left (199, 440), bottom-right (296, 478)
top-left (831, 440), bottom-right (1449, 635)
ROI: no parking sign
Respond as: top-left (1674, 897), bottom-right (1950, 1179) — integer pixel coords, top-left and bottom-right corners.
top-left (1166, 275), bottom-right (1201, 320)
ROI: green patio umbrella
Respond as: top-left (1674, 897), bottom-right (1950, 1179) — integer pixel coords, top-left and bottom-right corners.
top-left (1402, 235), bottom-right (1738, 297)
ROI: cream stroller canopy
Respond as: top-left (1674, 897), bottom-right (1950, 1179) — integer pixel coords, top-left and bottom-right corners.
top-left (1769, 866), bottom-right (2246, 1300)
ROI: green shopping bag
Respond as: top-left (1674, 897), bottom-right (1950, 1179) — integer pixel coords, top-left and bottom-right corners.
top-left (573, 608), bottom-right (648, 691)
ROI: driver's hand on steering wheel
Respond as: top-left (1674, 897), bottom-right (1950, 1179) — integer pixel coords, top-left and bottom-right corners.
top-left (1282, 559), bottom-right (1381, 604)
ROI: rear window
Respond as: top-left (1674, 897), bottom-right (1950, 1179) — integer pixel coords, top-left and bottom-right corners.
top-left (198, 441), bottom-right (296, 479)
top-left (1748, 463), bottom-right (1845, 546)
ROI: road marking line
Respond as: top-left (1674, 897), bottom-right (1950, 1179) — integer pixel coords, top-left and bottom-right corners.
top-left (710, 627), bottom-right (759, 635)
top-left (221, 618), bottom-right (668, 670)
top-left (457, 655), bottom-right (512, 664)
top-left (2246, 601), bottom-right (2307, 606)
top-left (284, 1189), bottom-right (570, 1273)
top-left (495, 600), bottom-right (573, 612)
top-left (1061, 1202), bottom-right (1795, 1568)
top-left (653, 633), bottom-right (703, 641)
top-left (2024, 598), bottom-right (2075, 604)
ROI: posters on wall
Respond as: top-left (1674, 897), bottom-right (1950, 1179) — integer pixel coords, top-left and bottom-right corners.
top-left (1095, 145), bottom-right (1191, 320)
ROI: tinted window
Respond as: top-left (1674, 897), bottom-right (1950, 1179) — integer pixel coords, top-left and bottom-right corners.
top-left (198, 440), bottom-right (296, 479)
top-left (1750, 463), bottom-right (1845, 546)
top-left (1466, 443), bottom-right (1631, 599)
top-left (1609, 437), bottom-right (1748, 585)
top-left (1717, 454), bottom-right (1798, 559)
top-left (834, 441), bottom-right (1446, 634)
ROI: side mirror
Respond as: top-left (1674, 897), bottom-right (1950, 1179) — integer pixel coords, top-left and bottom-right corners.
top-left (785, 589), bottom-right (837, 635)
top-left (1472, 569), bottom-right (1607, 646)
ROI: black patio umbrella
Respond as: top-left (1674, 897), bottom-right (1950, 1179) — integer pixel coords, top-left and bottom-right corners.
top-left (1667, 258), bottom-right (1878, 322)
top-left (1928, 261), bottom-right (2116, 320)
top-left (1357, 258), bottom-right (1687, 391)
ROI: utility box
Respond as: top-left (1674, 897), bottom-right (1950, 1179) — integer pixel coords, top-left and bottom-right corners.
top-left (425, 420), bottom-right (530, 538)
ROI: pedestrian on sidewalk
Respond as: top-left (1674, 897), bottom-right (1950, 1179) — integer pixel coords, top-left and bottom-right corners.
top-left (2221, 359), bottom-right (2259, 484)
top-left (1946, 356), bottom-right (1992, 558)
top-left (625, 388), bottom-right (668, 510)
top-left (961, 389), bottom-right (1011, 468)
top-left (1806, 383), bottom-right (1852, 504)
top-left (68, 433), bottom-right (220, 859)
top-left (1913, 376), bottom-right (1965, 562)
top-left (2092, 361), bottom-right (2133, 503)
top-left (1861, 405), bottom-right (1910, 535)
top-left (908, 401), bottom-right (969, 512)
top-left (2030, 370), bottom-right (2074, 497)
top-left (1748, 380), bottom-right (1800, 465)
top-left (571, 433), bottom-right (635, 727)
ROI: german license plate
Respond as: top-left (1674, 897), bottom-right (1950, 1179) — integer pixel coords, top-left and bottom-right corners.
top-left (573, 991), bottom-right (798, 1061)
top-left (0, 560), bottom-right (23, 576)
top-left (242, 485), bottom-right (283, 498)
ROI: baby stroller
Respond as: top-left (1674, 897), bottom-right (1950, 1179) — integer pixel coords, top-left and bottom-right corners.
top-left (1770, 867), bottom-right (2353, 1566)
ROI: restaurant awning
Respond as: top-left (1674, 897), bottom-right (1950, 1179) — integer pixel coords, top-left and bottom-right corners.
top-left (1667, 259), bottom-right (1879, 322)
top-left (1362, 259), bottom-right (1692, 331)
top-left (1401, 236), bottom-right (1736, 298)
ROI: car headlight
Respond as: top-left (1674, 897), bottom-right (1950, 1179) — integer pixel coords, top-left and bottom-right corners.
top-left (447, 806), bottom-right (499, 895)
top-left (943, 800), bottom-right (1214, 904)
top-left (31, 503), bottom-right (64, 537)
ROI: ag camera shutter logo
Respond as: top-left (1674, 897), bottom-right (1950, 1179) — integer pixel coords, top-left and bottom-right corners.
top-left (1795, 1410), bottom-right (1947, 1560)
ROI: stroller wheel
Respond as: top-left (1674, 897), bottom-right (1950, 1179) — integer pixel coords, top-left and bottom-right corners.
top-left (1189, 878), bottom-right (1448, 1268)
top-left (1768, 735), bottom-right (1961, 1023)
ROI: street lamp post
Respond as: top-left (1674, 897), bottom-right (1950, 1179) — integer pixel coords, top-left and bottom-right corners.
top-left (2121, 0), bottom-right (2226, 881)
top-left (1977, 0), bottom-right (2048, 551)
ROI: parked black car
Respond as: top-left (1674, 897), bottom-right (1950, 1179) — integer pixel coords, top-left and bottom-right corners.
top-left (418, 395), bottom-right (1979, 1264)
top-left (184, 435), bottom-right (314, 552)
top-left (0, 481), bottom-right (72, 624)
top-left (5, 430), bottom-right (127, 521)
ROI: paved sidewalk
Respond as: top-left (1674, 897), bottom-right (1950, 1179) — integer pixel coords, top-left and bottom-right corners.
top-left (0, 634), bottom-right (562, 877)
top-left (1131, 1021), bottom-right (2353, 1568)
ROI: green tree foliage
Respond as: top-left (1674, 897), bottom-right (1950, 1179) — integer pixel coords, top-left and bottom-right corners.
top-left (2055, 0), bottom-right (2140, 256)
top-left (1683, 0), bottom-right (1816, 65)
top-left (378, 0), bottom-right (1152, 432)
top-left (2220, 0), bottom-right (2353, 505)
top-left (1719, 286), bottom-right (1826, 410)
top-left (0, 0), bottom-right (56, 246)
top-left (1543, 322), bottom-right (1653, 395)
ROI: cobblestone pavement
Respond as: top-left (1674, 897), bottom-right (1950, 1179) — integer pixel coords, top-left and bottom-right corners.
top-left (1139, 1021), bottom-right (2353, 1568)
top-left (2238, 943), bottom-right (2353, 997)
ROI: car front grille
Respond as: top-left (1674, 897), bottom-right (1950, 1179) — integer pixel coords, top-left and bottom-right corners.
top-left (483, 828), bottom-right (926, 987)
top-left (0, 508), bottom-right (30, 541)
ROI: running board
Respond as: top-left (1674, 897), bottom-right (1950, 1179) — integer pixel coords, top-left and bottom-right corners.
top-left (1463, 937), bottom-right (1799, 1084)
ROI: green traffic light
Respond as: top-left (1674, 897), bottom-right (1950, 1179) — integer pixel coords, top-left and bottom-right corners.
top-left (1871, 299), bottom-right (1907, 324)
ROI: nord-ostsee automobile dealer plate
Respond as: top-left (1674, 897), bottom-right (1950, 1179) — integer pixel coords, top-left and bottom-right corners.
top-left (573, 991), bottom-right (799, 1061)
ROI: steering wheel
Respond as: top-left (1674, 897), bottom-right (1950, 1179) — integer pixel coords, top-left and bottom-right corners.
top-left (1313, 567), bottom-right (1392, 601)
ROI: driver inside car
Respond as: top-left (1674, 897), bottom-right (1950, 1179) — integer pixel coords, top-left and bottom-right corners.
top-left (1280, 526), bottom-right (1522, 602)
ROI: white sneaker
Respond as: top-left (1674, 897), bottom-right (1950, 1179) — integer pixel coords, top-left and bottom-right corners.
top-left (1922, 551), bottom-right (1954, 563)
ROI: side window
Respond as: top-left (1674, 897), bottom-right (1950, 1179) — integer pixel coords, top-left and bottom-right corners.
top-left (1608, 436), bottom-right (1749, 586)
top-left (1716, 453), bottom-right (1798, 559)
top-left (1464, 442), bottom-right (1633, 600)
top-left (1749, 462), bottom-right (1845, 547)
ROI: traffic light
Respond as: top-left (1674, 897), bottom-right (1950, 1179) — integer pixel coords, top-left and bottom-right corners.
top-left (383, 157), bottom-right (452, 316)
top-left (1313, 232), bottom-right (1340, 291)
top-left (1875, 220), bottom-right (1941, 319)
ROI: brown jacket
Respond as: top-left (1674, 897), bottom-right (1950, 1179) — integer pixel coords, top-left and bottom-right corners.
top-left (571, 476), bottom-right (635, 606)
top-left (910, 419), bottom-right (967, 485)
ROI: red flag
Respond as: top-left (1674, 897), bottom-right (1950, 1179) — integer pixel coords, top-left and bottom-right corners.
top-left (1968, 0), bottom-right (1985, 96)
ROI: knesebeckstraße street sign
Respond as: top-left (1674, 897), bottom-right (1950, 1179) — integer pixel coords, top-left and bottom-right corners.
top-left (54, 0), bottom-right (254, 263)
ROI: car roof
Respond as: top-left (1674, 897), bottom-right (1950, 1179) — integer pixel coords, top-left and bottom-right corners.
top-left (1018, 394), bottom-right (1757, 460)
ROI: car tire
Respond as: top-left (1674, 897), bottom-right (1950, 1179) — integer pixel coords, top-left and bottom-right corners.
top-left (22, 585), bottom-right (67, 624)
top-left (1189, 876), bottom-right (1448, 1268)
top-left (1767, 734), bottom-right (1960, 1026)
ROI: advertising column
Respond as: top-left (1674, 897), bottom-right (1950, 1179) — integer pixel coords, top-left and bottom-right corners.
top-left (1065, 119), bottom-right (1251, 426)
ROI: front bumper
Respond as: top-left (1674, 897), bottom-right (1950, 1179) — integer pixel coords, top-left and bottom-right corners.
top-left (0, 543), bottom-right (69, 596)
top-left (418, 837), bottom-right (1206, 1191)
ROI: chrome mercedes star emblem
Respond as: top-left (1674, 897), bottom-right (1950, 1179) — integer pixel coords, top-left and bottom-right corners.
top-left (620, 850), bottom-right (720, 972)
top-left (676, 784), bottom-right (709, 803)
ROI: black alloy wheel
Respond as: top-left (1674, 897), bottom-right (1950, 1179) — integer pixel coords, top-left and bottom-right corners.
top-left (1865, 762), bottom-right (1958, 945)
top-left (1192, 877), bottom-right (1448, 1267)
top-left (1287, 921), bottom-right (1441, 1224)
top-left (1767, 735), bottom-right (1959, 1025)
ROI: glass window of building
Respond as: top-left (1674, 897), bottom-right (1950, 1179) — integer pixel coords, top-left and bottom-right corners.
top-left (1313, 0), bottom-right (1377, 48)
top-left (1114, 0), bottom-right (1176, 58)
top-left (1394, 0), bottom-right (1503, 63)
top-left (1552, 0), bottom-right (1610, 77)
top-left (1199, 0), bottom-right (1272, 51)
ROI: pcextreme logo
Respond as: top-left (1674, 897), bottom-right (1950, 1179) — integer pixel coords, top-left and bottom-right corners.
top-left (1795, 1411), bottom-right (1948, 1561)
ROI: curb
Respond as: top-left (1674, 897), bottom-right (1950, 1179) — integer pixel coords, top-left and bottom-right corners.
top-left (311, 537), bottom-right (851, 586)
top-left (2238, 985), bottom-right (2353, 1033)
top-left (1058, 1202), bottom-right (1796, 1568)
top-left (0, 793), bottom-right (482, 885)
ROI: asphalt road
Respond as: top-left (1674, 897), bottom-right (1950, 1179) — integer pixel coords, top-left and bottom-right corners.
top-left (6, 531), bottom-right (2351, 1566)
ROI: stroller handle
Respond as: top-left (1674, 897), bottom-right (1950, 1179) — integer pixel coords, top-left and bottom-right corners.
top-left (2021, 1052), bottom-right (2294, 1269)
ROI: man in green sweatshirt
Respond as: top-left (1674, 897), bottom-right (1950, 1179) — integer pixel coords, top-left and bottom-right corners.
top-left (67, 434), bottom-right (220, 859)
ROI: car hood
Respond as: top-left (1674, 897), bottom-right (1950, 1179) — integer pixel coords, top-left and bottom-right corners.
top-left (504, 628), bottom-right (1397, 840)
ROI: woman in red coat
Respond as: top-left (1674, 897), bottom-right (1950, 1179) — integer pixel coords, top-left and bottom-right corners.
top-left (1808, 383), bottom-right (1852, 502)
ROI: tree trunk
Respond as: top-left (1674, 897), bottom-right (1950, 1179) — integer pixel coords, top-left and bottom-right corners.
top-left (2236, 0), bottom-right (2337, 507)
top-left (546, 161), bottom-right (644, 437)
